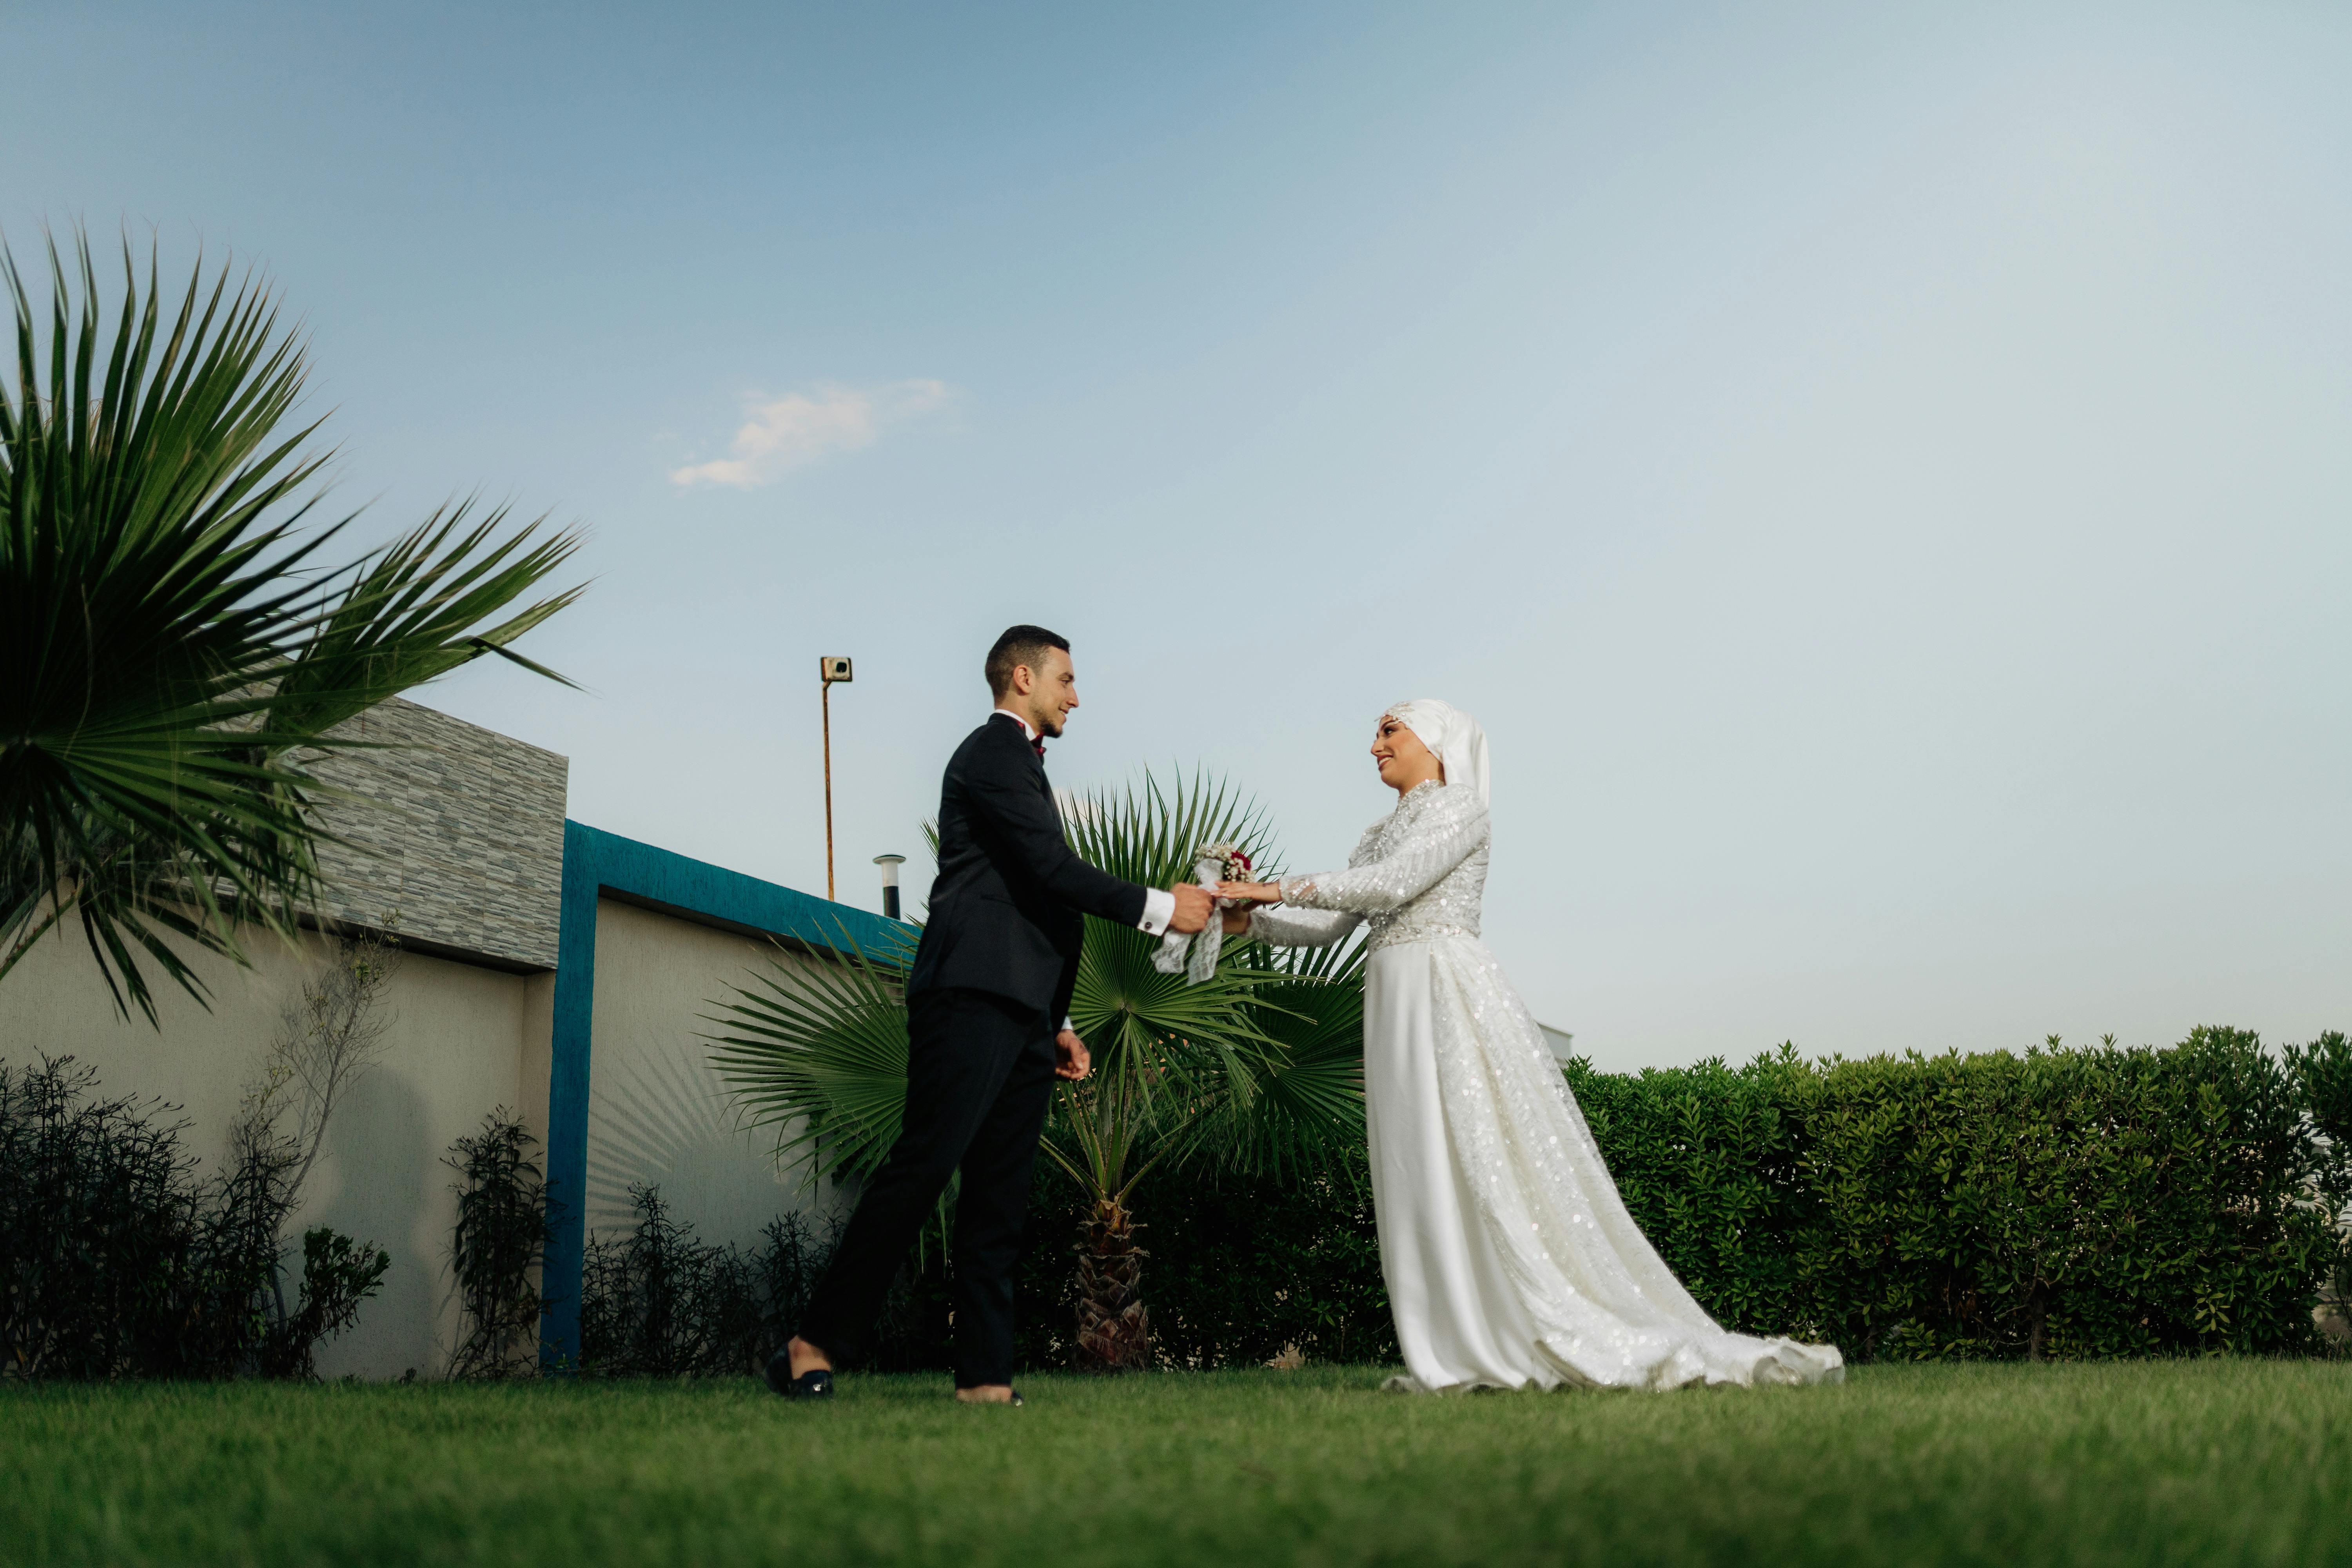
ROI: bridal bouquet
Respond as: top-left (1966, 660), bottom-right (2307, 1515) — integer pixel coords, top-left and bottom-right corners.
top-left (1151, 841), bottom-right (1255, 985)
top-left (1205, 843), bottom-right (1254, 888)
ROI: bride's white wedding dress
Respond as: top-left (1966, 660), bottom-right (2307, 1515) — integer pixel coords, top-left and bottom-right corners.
top-left (1249, 778), bottom-right (1844, 1392)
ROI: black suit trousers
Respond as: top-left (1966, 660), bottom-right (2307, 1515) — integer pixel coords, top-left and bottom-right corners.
top-left (798, 986), bottom-right (1058, 1387)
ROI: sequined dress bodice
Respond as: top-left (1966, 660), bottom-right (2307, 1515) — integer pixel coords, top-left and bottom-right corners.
top-left (1278, 780), bottom-right (1489, 952)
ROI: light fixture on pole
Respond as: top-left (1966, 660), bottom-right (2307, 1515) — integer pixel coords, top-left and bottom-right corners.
top-left (819, 656), bottom-right (853, 901)
top-left (873, 853), bottom-right (907, 920)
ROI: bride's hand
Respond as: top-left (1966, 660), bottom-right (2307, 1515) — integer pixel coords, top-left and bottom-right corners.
top-left (1221, 907), bottom-right (1252, 935)
top-left (1213, 881), bottom-right (1282, 905)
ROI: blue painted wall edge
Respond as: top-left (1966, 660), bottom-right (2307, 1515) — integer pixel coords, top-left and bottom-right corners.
top-left (541, 820), bottom-right (913, 1368)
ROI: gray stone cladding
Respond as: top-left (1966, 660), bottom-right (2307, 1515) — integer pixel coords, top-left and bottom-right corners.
top-left (305, 697), bottom-right (568, 970)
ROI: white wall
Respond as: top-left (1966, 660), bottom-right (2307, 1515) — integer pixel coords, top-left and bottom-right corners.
top-left (0, 926), bottom-right (541, 1379)
top-left (1, 895), bottom-right (851, 1377)
top-left (583, 898), bottom-right (846, 1251)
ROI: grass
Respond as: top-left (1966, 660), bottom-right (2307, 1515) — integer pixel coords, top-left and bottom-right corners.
top-left (4, 1360), bottom-right (2348, 1567)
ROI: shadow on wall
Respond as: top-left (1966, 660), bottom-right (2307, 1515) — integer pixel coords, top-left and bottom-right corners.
top-left (587, 1039), bottom-right (827, 1252)
top-left (310, 1069), bottom-right (435, 1380)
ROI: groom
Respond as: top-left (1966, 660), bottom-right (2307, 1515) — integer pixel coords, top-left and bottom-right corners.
top-left (770, 624), bottom-right (1214, 1404)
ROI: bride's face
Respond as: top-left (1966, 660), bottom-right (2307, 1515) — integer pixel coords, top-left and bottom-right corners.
top-left (1371, 715), bottom-right (1445, 794)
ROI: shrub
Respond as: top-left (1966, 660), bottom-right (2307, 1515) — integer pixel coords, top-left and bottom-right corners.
top-left (1572, 1028), bottom-right (2342, 1361)
top-left (2286, 1030), bottom-right (2352, 1306)
top-left (1, 1059), bottom-right (196, 1377)
top-left (1567, 1045), bottom-right (1821, 1349)
top-left (580, 1029), bottom-right (2346, 1376)
top-left (573, 1188), bottom-right (966, 1377)
top-left (265, 1227), bottom-right (393, 1380)
top-left (1074, 1025), bottom-right (2347, 1370)
top-left (445, 1111), bottom-right (556, 1379)
top-left (579, 1185), bottom-right (742, 1376)
top-left (942, 1029), bottom-right (2352, 1372)
top-left (0, 1056), bottom-right (386, 1379)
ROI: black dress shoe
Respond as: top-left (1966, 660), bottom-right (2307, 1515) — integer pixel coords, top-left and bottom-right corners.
top-left (764, 1353), bottom-right (833, 1400)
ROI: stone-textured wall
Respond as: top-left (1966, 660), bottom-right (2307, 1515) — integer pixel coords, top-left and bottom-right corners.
top-left (308, 697), bottom-right (567, 969)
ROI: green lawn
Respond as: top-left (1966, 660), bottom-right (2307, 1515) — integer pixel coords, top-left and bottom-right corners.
top-left (4, 1360), bottom-right (2347, 1567)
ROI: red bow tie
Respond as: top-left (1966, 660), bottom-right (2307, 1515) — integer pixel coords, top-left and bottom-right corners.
top-left (1031, 735), bottom-right (1046, 760)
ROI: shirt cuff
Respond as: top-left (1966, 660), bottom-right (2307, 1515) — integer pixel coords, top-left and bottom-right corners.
top-left (1137, 887), bottom-right (1176, 936)
top-left (1062, 1017), bottom-right (1074, 1036)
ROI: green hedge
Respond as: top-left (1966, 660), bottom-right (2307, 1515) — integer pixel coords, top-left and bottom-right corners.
top-left (1004, 1027), bottom-right (2350, 1369)
top-left (1568, 1027), bottom-right (2352, 1361)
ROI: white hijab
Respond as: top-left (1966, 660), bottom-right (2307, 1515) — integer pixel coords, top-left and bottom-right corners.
top-left (1384, 698), bottom-right (1490, 806)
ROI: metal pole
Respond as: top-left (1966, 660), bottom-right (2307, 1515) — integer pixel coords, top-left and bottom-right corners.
top-left (818, 656), bottom-right (852, 903)
top-left (822, 679), bottom-right (835, 902)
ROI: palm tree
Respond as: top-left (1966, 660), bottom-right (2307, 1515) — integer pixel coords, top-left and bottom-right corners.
top-left (705, 771), bottom-right (1367, 1371)
top-left (1, 235), bottom-right (583, 1024)
top-left (1043, 775), bottom-right (1285, 1369)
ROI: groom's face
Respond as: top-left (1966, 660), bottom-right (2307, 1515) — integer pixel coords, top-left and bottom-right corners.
top-left (1020, 646), bottom-right (1081, 738)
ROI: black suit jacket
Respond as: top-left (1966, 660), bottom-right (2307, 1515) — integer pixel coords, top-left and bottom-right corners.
top-left (906, 715), bottom-right (1149, 1024)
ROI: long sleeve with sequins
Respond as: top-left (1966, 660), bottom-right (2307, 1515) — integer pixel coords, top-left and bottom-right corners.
top-left (1247, 904), bottom-right (1362, 948)
top-left (1277, 784), bottom-right (1489, 916)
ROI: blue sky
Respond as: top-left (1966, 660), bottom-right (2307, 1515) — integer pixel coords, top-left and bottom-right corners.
top-left (9, 2), bottom-right (2348, 1069)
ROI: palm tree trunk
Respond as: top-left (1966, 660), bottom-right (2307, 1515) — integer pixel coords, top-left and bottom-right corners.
top-left (1073, 1196), bottom-right (1151, 1371)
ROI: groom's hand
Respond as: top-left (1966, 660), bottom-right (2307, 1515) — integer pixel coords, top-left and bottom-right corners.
top-left (1055, 1029), bottom-right (1091, 1081)
top-left (1167, 883), bottom-right (1214, 933)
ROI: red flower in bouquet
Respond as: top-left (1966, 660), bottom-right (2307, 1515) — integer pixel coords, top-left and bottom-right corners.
top-left (1197, 842), bottom-right (1254, 902)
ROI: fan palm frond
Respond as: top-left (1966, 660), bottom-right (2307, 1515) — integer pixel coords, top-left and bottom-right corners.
top-left (707, 770), bottom-right (1367, 1208)
top-left (0, 233), bottom-right (583, 1024)
top-left (704, 922), bottom-right (921, 1189)
top-left (1208, 936), bottom-right (1369, 1180)
top-left (1053, 771), bottom-right (1285, 1187)
top-left (266, 499), bottom-right (585, 740)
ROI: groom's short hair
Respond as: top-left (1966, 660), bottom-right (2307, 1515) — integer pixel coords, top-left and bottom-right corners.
top-left (986, 624), bottom-right (1070, 697)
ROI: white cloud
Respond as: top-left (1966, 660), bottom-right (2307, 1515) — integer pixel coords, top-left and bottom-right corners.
top-left (668, 379), bottom-right (952, 489)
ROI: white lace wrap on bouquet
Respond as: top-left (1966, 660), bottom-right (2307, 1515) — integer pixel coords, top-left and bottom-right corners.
top-left (1150, 854), bottom-right (1228, 984)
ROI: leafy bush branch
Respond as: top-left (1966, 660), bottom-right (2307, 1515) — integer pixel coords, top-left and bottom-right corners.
top-left (0, 1055), bottom-right (384, 1379)
top-left (445, 1110), bottom-right (555, 1379)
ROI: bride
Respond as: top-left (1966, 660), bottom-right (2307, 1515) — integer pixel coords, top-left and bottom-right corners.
top-left (1213, 700), bottom-right (1843, 1393)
